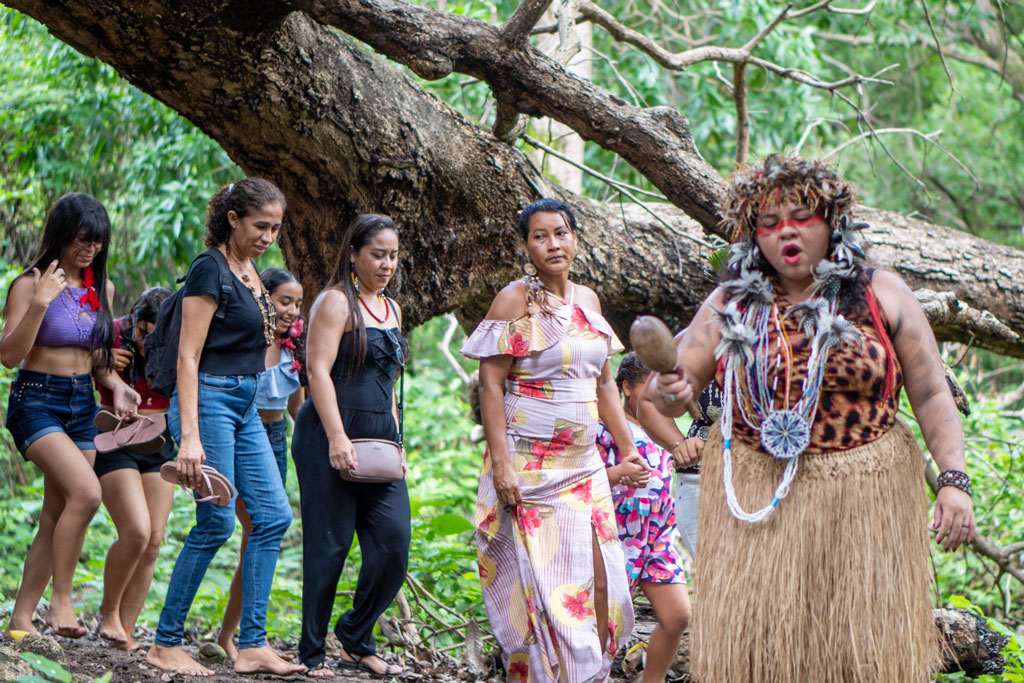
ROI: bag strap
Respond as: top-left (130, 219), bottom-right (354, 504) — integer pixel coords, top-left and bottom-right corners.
top-left (385, 298), bottom-right (405, 447)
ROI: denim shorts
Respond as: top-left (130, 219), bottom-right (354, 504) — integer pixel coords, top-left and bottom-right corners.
top-left (5, 369), bottom-right (98, 457)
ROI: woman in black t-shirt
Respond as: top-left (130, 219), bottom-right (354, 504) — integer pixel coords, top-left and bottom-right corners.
top-left (145, 179), bottom-right (304, 678)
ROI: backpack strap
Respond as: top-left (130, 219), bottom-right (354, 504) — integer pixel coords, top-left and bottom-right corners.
top-left (205, 248), bottom-right (235, 321)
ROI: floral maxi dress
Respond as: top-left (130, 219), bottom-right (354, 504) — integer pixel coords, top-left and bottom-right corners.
top-left (462, 303), bottom-right (635, 683)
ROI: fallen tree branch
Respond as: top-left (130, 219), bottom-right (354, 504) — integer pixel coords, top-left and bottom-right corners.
top-left (915, 289), bottom-right (1024, 360)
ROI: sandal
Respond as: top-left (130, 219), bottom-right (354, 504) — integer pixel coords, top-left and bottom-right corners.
top-left (354, 653), bottom-right (406, 678)
top-left (159, 462), bottom-right (236, 506)
top-left (94, 414), bottom-right (167, 454)
top-left (304, 662), bottom-right (335, 678)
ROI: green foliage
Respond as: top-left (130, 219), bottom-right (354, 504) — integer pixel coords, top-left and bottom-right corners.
top-left (15, 652), bottom-right (112, 683)
top-left (937, 596), bottom-right (1024, 682)
top-left (0, 8), bottom-right (240, 302)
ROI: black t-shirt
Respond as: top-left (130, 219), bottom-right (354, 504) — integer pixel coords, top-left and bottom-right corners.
top-left (182, 251), bottom-right (270, 376)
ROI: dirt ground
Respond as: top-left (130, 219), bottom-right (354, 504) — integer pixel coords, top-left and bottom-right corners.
top-left (22, 636), bottom-right (373, 682)
top-left (7, 603), bottom-right (675, 682)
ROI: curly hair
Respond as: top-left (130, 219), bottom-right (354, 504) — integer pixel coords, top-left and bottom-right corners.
top-left (204, 178), bottom-right (287, 247)
top-left (720, 154), bottom-right (856, 242)
top-left (615, 352), bottom-right (651, 395)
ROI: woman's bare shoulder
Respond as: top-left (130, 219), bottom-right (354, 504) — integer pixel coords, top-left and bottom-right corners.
top-left (485, 280), bottom-right (528, 320)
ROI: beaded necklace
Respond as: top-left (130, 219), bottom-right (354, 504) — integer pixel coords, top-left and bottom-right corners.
top-left (358, 294), bottom-right (390, 324)
top-left (227, 249), bottom-right (276, 347)
top-left (715, 218), bottom-right (865, 523)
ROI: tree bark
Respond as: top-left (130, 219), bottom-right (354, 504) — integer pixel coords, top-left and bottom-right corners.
top-left (4, 0), bottom-right (1024, 355)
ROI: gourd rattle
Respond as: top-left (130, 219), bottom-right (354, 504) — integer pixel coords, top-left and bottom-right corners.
top-left (629, 315), bottom-right (701, 420)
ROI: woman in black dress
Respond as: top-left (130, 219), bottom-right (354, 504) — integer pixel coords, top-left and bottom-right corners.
top-left (292, 214), bottom-right (408, 678)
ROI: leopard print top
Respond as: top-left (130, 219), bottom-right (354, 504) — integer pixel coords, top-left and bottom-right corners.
top-left (716, 297), bottom-right (903, 455)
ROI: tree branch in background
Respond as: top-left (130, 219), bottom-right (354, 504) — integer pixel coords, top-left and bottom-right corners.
top-left (552, 0), bottom-right (582, 65)
top-left (733, 62), bottom-right (749, 169)
top-left (916, 289), bottom-right (1024, 359)
top-left (502, 0), bottom-right (554, 45)
top-left (919, 0), bottom-right (961, 99)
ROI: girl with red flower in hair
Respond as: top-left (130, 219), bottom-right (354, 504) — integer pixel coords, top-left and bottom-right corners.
top-left (218, 267), bottom-right (306, 659)
top-left (2, 193), bottom-right (140, 638)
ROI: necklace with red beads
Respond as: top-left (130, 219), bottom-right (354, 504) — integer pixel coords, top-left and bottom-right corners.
top-left (358, 294), bottom-right (389, 324)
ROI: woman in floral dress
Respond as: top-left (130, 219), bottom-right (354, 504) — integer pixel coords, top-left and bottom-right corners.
top-left (462, 199), bottom-right (646, 683)
top-left (596, 352), bottom-right (689, 683)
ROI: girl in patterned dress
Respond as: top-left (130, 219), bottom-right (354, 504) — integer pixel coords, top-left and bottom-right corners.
top-left (462, 199), bottom-right (644, 683)
top-left (596, 353), bottom-right (689, 683)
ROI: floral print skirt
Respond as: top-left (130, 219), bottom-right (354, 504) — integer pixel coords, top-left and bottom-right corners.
top-left (475, 395), bottom-right (634, 683)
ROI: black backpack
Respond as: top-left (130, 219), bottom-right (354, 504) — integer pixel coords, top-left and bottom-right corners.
top-left (144, 248), bottom-right (234, 397)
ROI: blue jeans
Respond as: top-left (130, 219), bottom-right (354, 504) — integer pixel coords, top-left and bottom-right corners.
top-left (155, 372), bottom-right (292, 649)
top-left (263, 418), bottom-right (288, 486)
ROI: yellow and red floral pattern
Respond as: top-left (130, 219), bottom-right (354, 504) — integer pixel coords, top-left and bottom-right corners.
top-left (462, 302), bottom-right (631, 683)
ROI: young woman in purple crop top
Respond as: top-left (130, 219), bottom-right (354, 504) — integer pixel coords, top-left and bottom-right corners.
top-left (1, 193), bottom-right (141, 639)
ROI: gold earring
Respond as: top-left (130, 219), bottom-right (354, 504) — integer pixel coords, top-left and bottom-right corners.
top-left (523, 261), bottom-right (538, 277)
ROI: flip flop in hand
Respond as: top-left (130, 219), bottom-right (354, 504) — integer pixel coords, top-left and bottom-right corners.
top-left (159, 462), bottom-right (236, 506)
top-left (94, 411), bottom-right (166, 454)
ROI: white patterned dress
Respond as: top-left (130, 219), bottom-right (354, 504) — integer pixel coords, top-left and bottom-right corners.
top-left (462, 302), bottom-right (634, 683)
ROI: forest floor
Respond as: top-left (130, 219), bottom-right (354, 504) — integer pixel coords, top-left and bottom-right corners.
top-left (3, 603), bottom-right (676, 682)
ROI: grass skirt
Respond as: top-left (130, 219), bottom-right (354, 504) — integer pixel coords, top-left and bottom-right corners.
top-left (691, 420), bottom-right (940, 683)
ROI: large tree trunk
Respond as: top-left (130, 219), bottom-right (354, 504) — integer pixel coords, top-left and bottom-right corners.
top-left (5, 0), bottom-right (1024, 354)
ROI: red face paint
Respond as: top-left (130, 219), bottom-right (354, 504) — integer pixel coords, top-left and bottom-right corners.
top-left (755, 214), bottom-right (824, 237)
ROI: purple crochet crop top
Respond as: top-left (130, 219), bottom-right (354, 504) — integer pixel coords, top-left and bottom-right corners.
top-left (35, 287), bottom-right (99, 348)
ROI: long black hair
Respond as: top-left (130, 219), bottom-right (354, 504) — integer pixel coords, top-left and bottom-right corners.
top-left (122, 287), bottom-right (172, 384)
top-left (324, 214), bottom-right (398, 376)
top-left (260, 268), bottom-right (308, 385)
top-left (11, 193), bottom-right (116, 368)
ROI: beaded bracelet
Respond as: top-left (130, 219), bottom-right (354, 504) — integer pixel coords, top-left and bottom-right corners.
top-left (937, 469), bottom-right (972, 497)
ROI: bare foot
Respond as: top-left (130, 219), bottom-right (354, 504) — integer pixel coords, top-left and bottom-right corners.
top-left (4, 618), bottom-right (40, 639)
top-left (234, 645), bottom-right (306, 675)
top-left (47, 620), bottom-right (86, 639)
top-left (46, 602), bottom-right (86, 639)
top-left (97, 612), bottom-right (128, 644)
top-left (217, 630), bottom-right (238, 662)
top-left (112, 635), bottom-right (140, 651)
top-left (146, 644), bottom-right (214, 676)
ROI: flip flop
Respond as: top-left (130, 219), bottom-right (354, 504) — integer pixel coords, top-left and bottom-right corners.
top-left (93, 409), bottom-right (120, 433)
top-left (159, 462), bottom-right (236, 506)
top-left (353, 653), bottom-right (406, 679)
top-left (94, 414), bottom-right (167, 454)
